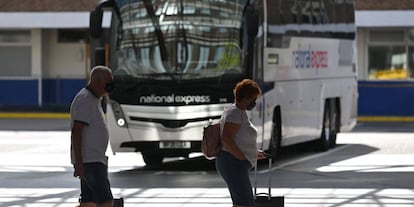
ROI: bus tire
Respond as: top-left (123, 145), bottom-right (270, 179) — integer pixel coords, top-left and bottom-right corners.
top-left (267, 107), bottom-right (282, 160)
top-left (142, 151), bottom-right (164, 166)
top-left (318, 100), bottom-right (332, 151)
top-left (329, 99), bottom-right (340, 148)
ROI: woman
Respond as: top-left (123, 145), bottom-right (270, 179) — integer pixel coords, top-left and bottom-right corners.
top-left (216, 79), bottom-right (268, 207)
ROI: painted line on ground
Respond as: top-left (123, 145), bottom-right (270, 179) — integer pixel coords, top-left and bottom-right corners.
top-left (0, 112), bottom-right (70, 119)
top-left (358, 116), bottom-right (414, 122)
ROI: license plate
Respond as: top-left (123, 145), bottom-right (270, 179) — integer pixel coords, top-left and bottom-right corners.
top-left (159, 141), bottom-right (191, 149)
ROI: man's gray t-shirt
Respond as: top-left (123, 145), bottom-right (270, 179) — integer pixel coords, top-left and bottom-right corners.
top-left (220, 104), bottom-right (258, 167)
top-left (70, 87), bottom-right (109, 165)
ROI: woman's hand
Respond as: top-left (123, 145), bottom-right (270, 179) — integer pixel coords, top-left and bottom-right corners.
top-left (257, 150), bottom-right (270, 160)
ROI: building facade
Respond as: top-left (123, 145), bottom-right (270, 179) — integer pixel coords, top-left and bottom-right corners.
top-left (355, 0), bottom-right (414, 120)
top-left (0, 0), bottom-right (107, 109)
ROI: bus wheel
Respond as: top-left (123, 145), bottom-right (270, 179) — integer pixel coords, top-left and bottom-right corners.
top-left (267, 109), bottom-right (281, 161)
top-left (318, 101), bottom-right (332, 151)
top-left (329, 102), bottom-right (339, 148)
top-left (142, 151), bottom-right (164, 166)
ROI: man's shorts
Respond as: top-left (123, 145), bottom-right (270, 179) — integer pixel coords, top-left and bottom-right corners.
top-left (80, 162), bottom-right (113, 204)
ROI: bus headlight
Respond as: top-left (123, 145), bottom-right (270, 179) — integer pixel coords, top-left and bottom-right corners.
top-left (110, 100), bottom-right (127, 127)
top-left (117, 118), bottom-right (126, 127)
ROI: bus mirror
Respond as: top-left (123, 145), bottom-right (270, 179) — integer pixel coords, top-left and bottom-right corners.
top-left (90, 9), bottom-right (103, 38)
top-left (94, 47), bottom-right (106, 66)
top-left (246, 5), bottom-right (259, 38)
top-left (90, 0), bottom-right (115, 38)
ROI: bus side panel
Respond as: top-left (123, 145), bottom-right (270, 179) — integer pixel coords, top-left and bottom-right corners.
top-left (279, 80), bottom-right (322, 146)
top-left (261, 38), bottom-right (356, 148)
top-left (263, 38), bottom-right (355, 82)
top-left (339, 78), bottom-right (358, 132)
top-left (259, 80), bottom-right (322, 149)
top-left (317, 39), bottom-right (355, 79)
top-left (319, 78), bottom-right (357, 131)
top-left (251, 89), bottom-right (282, 151)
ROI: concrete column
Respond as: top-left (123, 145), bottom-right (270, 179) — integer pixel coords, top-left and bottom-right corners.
top-left (356, 28), bottom-right (367, 80)
top-left (31, 29), bottom-right (42, 106)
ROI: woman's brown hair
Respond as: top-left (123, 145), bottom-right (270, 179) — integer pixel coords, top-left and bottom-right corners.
top-left (233, 79), bottom-right (262, 102)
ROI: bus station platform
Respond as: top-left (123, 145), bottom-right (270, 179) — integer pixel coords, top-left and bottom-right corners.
top-left (0, 106), bottom-right (70, 119)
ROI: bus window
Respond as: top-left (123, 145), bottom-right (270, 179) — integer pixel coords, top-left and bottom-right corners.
top-left (267, 0), bottom-right (282, 25)
top-left (312, 0), bottom-right (331, 37)
top-left (266, 0), bottom-right (283, 47)
top-left (280, 0), bottom-right (299, 35)
top-left (311, 0), bottom-right (325, 24)
top-left (281, 0), bottom-right (296, 25)
top-left (322, 0), bottom-right (335, 24)
top-left (345, 0), bottom-right (354, 23)
top-left (298, 0), bottom-right (311, 24)
top-left (335, 0), bottom-right (347, 24)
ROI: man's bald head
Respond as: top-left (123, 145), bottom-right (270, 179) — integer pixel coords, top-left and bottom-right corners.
top-left (88, 66), bottom-right (113, 97)
top-left (90, 66), bottom-right (112, 84)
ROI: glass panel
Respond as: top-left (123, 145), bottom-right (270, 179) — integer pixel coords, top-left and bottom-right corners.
top-left (322, 0), bottom-right (335, 23)
top-left (281, 0), bottom-right (297, 24)
top-left (0, 31), bottom-right (30, 43)
top-left (409, 29), bottom-right (414, 43)
top-left (298, 0), bottom-right (311, 24)
top-left (0, 46), bottom-right (31, 76)
top-left (58, 29), bottom-right (87, 43)
top-left (114, 0), bottom-right (247, 79)
top-left (266, 0), bottom-right (281, 25)
top-left (409, 47), bottom-right (414, 78)
top-left (368, 46), bottom-right (408, 80)
top-left (370, 30), bottom-right (404, 43)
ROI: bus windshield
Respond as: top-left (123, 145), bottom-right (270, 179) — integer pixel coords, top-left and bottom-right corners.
top-left (112, 0), bottom-right (248, 79)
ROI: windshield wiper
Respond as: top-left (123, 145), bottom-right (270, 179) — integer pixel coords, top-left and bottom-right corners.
top-left (177, 0), bottom-right (189, 73)
top-left (142, 0), bottom-right (169, 69)
top-left (141, 0), bottom-right (177, 81)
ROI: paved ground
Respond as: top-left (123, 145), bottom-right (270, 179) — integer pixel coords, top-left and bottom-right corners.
top-left (1, 120), bottom-right (414, 206)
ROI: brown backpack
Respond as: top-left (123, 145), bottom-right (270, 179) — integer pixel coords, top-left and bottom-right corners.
top-left (201, 123), bottom-right (221, 159)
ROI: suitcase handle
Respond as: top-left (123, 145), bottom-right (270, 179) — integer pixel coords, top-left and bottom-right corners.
top-left (254, 155), bottom-right (272, 200)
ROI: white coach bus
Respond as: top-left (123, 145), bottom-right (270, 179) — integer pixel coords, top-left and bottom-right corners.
top-left (89, 0), bottom-right (357, 166)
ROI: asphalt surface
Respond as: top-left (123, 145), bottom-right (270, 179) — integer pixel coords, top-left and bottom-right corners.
top-left (1, 118), bottom-right (414, 206)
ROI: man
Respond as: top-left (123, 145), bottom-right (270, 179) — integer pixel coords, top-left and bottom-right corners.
top-left (70, 66), bottom-right (115, 207)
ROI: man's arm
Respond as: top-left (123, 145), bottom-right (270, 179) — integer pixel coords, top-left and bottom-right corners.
top-left (71, 121), bottom-right (87, 177)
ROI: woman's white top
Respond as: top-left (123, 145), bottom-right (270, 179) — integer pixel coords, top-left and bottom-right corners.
top-left (220, 104), bottom-right (258, 167)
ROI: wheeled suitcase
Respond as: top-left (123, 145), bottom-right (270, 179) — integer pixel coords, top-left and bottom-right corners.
top-left (113, 197), bottom-right (124, 207)
top-left (254, 157), bottom-right (284, 207)
top-left (79, 197), bottom-right (123, 206)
